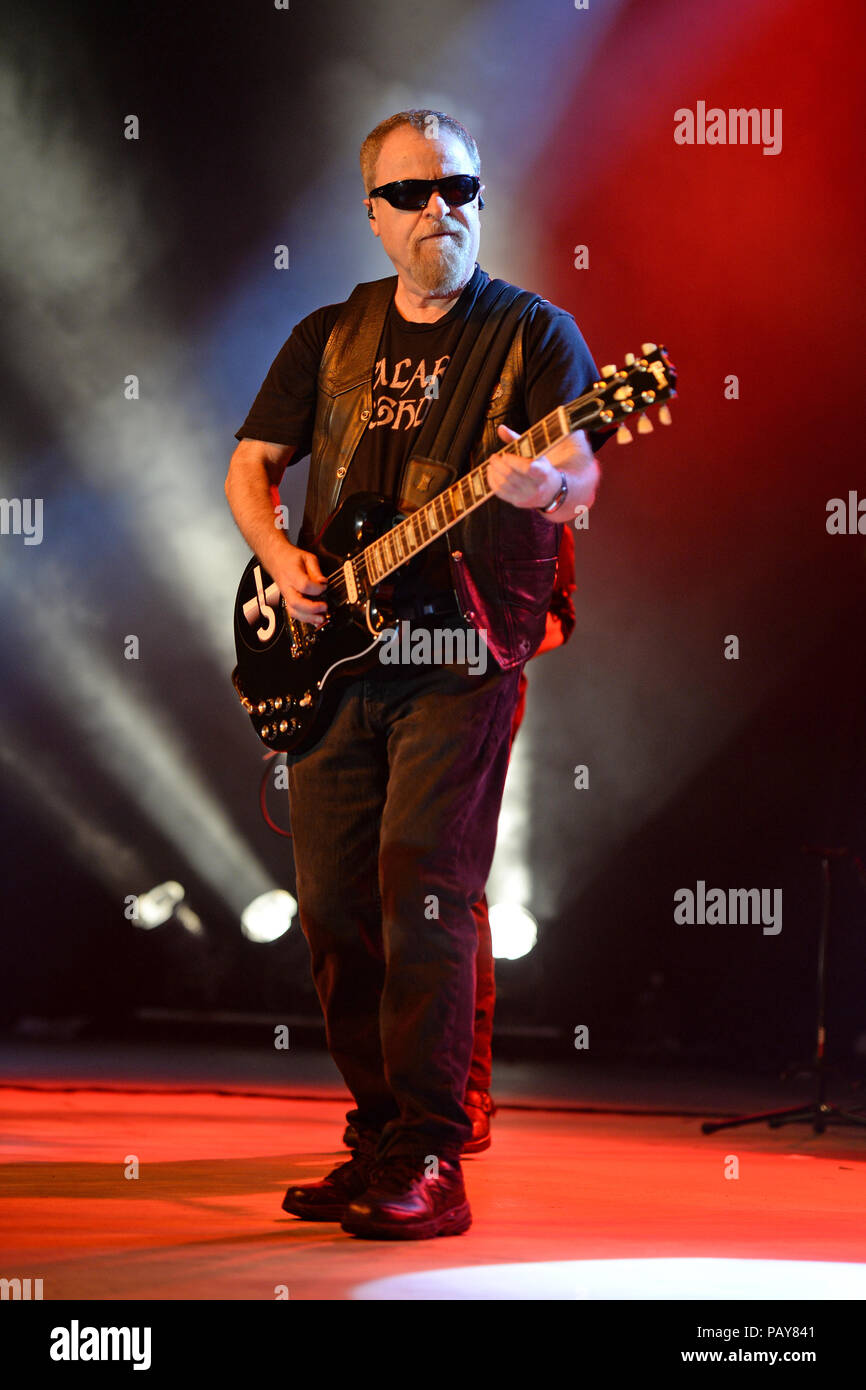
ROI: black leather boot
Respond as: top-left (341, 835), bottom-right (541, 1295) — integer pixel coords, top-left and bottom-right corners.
top-left (282, 1130), bottom-right (379, 1221)
top-left (340, 1153), bottom-right (471, 1240)
top-left (462, 1088), bottom-right (496, 1153)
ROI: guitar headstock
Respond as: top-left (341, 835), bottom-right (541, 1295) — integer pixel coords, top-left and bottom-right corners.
top-left (573, 343), bottom-right (678, 443)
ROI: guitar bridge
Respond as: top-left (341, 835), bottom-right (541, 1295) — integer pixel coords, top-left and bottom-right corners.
top-left (287, 614), bottom-right (318, 657)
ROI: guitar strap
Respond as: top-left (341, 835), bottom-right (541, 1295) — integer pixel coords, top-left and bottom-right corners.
top-left (395, 277), bottom-right (541, 514)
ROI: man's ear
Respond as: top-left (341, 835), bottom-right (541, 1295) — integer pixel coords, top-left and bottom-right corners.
top-left (478, 182), bottom-right (486, 211)
top-left (365, 198), bottom-right (381, 239)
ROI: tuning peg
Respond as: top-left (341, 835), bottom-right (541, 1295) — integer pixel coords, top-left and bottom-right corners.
top-left (624, 352), bottom-right (635, 366)
top-left (658, 404), bottom-right (672, 425)
top-left (637, 413), bottom-right (653, 433)
top-left (600, 364), bottom-right (617, 378)
top-left (641, 342), bottom-right (657, 355)
top-left (616, 423), bottom-right (633, 444)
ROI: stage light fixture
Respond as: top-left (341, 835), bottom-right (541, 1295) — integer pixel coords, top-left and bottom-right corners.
top-left (488, 902), bottom-right (538, 961)
top-left (240, 889), bottom-right (297, 943)
top-left (136, 880), bottom-right (186, 928)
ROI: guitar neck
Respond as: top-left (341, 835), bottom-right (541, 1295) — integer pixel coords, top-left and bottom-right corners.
top-left (355, 388), bottom-right (609, 589)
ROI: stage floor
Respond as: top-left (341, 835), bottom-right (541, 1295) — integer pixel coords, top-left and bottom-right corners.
top-left (2, 1045), bottom-right (866, 1300)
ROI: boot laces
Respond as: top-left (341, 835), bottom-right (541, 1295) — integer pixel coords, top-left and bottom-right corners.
top-left (369, 1153), bottom-right (436, 1191)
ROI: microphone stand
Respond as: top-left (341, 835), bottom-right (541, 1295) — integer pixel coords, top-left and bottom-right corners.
top-left (702, 846), bottom-right (866, 1136)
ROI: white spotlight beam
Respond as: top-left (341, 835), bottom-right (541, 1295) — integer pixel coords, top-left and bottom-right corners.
top-left (0, 575), bottom-right (279, 918)
top-left (0, 58), bottom-right (247, 661)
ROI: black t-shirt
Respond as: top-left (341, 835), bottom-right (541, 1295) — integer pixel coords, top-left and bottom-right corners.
top-left (236, 264), bottom-right (606, 599)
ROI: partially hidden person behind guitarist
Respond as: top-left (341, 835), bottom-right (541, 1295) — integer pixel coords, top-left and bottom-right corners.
top-left (225, 109), bottom-right (607, 1240)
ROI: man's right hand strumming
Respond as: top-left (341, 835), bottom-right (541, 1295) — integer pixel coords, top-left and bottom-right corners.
top-left (224, 436), bottom-right (329, 627)
top-left (272, 545), bottom-right (328, 627)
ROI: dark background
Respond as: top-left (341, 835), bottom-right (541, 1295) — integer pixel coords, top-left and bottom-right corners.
top-left (0, 0), bottom-right (863, 1075)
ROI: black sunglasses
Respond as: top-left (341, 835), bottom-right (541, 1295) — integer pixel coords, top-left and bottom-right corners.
top-left (367, 174), bottom-right (483, 211)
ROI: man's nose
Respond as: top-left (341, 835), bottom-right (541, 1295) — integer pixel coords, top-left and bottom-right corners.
top-left (423, 192), bottom-right (451, 219)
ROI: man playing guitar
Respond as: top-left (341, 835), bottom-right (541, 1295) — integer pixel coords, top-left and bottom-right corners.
top-left (225, 109), bottom-right (604, 1240)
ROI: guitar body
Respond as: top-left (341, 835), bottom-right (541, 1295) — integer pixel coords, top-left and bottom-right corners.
top-left (232, 493), bottom-right (403, 754)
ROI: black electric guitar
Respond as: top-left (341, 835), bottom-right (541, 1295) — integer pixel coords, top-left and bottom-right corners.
top-left (232, 343), bottom-right (677, 753)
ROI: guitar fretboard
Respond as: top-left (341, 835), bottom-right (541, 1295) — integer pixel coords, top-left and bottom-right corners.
top-left (355, 390), bottom-right (607, 588)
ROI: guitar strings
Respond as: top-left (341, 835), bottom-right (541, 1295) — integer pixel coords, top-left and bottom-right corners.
top-left (346, 396), bottom-right (608, 591)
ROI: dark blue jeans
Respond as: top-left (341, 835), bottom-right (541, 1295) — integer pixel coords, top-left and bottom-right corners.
top-left (287, 653), bottom-right (524, 1161)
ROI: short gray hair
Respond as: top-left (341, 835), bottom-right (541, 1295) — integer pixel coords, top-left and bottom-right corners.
top-left (360, 109), bottom-right (481, 192)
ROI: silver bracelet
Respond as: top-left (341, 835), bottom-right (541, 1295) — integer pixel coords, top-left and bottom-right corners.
top-left (536, 469), bottom-right (568, 514)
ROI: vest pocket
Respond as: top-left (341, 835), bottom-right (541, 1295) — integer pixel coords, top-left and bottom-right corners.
top-left (499, 556), bottom-right (558, 617)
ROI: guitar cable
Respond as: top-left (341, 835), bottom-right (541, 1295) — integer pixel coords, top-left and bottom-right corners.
top-left (259, 750), bottom-right (293, 839)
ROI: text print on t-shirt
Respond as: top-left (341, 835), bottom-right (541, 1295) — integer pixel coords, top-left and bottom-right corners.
top-left (369, 355), bottom-right (450, 432)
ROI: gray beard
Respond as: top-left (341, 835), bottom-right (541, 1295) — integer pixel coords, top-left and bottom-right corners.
top-left (408, 232), bottom-right (474, 296)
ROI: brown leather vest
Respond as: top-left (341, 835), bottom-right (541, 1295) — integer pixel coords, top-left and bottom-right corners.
top-left (297, 274), bottom-right (564, 669)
